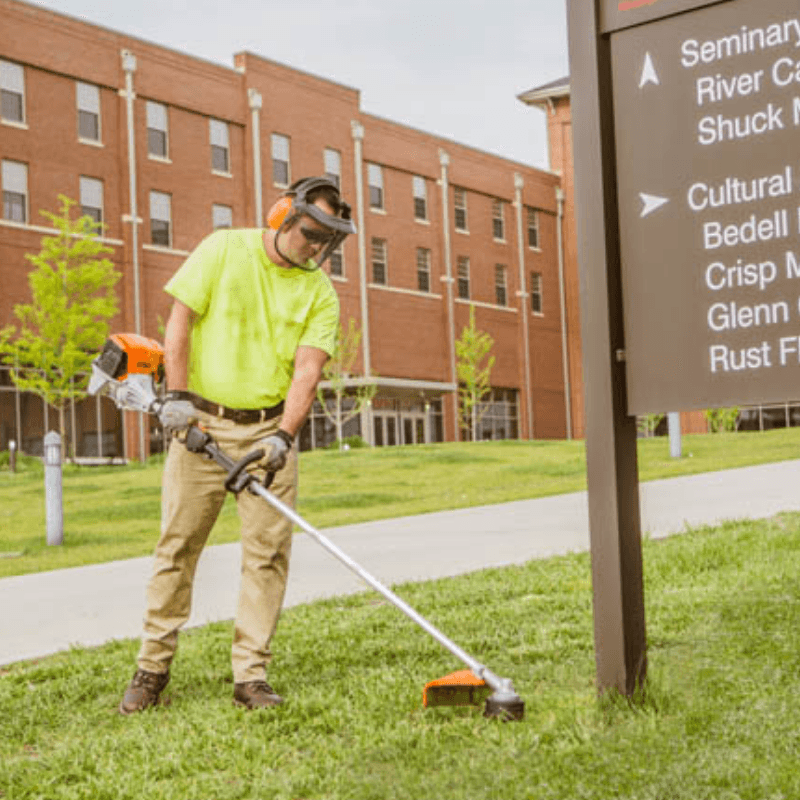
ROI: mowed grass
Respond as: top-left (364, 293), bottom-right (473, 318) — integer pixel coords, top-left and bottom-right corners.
top-left (1, 427), bottom-right (800, 577)
top-left (2, 513), bottom-right (800, 799)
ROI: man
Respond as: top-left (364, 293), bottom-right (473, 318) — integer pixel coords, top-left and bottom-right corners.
top-left (119, 177), bottom-right (355, 713)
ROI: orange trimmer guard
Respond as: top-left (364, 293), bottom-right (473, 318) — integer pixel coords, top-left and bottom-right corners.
top-left (423, 669), bottom-right (491, 708)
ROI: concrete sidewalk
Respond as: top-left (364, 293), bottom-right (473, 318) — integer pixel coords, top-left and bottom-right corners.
top-left (2, 459), bottom-right (799, 666)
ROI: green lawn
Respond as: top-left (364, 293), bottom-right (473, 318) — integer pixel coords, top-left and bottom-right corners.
top-left (1, 427), bottom-right (800, 578)
top-left (2, 513), bottom-right (799, 799)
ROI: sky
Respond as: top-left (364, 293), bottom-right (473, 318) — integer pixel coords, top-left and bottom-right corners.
top-left (27, 0), bottom-right (570, 169)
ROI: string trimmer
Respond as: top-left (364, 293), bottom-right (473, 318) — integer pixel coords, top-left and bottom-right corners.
top-left (88, 332), bottom-right (525, 721)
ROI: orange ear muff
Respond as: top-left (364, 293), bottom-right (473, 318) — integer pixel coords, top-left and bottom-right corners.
top-left (267, 197), bottom-right (293, 230)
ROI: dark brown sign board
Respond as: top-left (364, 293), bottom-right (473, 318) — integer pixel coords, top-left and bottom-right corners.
top-left (571, 0), bottom-right (800, 696)
top-left (565, 0), bottom-right (800, 695)
top-left (613, 0), bottom-right (800, 413)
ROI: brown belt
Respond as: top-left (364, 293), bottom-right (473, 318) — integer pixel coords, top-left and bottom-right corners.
top-left (172, 390), bottom-right (284, 425)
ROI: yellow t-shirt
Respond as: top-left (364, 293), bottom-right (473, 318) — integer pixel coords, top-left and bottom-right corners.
top-left (164, 228), bottom-right (339, 408)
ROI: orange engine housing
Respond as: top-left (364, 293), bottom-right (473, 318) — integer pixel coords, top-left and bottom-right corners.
top-left (96, 333), bottom-right (165, 382)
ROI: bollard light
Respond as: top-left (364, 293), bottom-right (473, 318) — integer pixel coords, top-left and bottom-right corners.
top-left (44, 432), bottom-right (61, 466)
top-left (44, 431), bottom-right (64, 546)
top-left (8, 439), bottom-right (16, 473)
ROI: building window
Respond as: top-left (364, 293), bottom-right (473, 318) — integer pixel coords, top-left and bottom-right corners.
top-left (298, 397), bottom-right (363, 451)
top-left (371, 237), bottom-right (387, 284)
top-left (2, 160), bottom-right (27, 223)
top-left (212, 203), bottom-right (232, 230)
top-left (1, 60), bottom-right (25, 124)
top-left (146, 101), bottom-right (168, 158)
top-left (495, 264), bottom-right (507, 306)
top-left (210, 119), bottom-right (230, 173)
top-left (530, 271), bottom-right (543, 314)
top-left (328, 243), bottom-right (344, 277)
top-left (79, 177), bottom-right (103, 225)
top-left (474, 388), bottom-right (519, 441)
top-left (457, 256), bottom-right (470, 300)
top-left (413, 175), bottom-right (427, 221)
top-left (150, 191), bottom-right (172, 247)
top-left (324, 148), bottom-right (341, 188)
top-left (77, 82), bottom-right (101, 142)
top-left (416, 247), bottom-right (431, 292)
top-left (492, 199), bottom-right (505, 241)
top-left (527, 207), bottom-right (540, 249)
top-left (272, 133), bottom-right (290, 186)
top-left (454, 187), bottom-right (468, 231)
top-left (367, 163), bottom-right (384, 210)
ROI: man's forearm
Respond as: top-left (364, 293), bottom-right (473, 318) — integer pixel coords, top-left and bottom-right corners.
top-left (279, 369), bottom-right (319, 439)
top-left (163, 305), bottom-right (192, 391)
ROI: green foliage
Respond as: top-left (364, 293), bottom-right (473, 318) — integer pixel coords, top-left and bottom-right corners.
top-left (637, 412), bottom-right (664, 437)
top-left (0, 449), bottom-right (43, 474)
top-left (704, 406), bottom-right (740, 433)
top-left (323, 435), bottom-right (368, 450)
top-left (317, 317), bottom-right (377, 449)
top-left (455, 306), bottom-right (495, 441)
top-left (0, 195), bottom-right (119, 456)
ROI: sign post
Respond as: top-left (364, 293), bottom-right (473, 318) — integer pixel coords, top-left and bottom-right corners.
top-left (568, 0), bottom-right (800, 695)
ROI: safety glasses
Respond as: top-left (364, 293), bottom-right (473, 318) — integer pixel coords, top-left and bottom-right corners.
top-left (300, 225), bottom-right (335, 245)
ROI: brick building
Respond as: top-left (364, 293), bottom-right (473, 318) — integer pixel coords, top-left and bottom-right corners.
top-left (0, 0), bottom-right (570, 460)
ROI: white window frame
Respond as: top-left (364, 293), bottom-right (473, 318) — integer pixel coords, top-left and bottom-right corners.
top-left (328, 242), bottom-right (345, 278)
top-left (371, 237), bottom-right (388, 284)
top-left (2, 159), bottom-right (28, 224)
top-left (79, 176), bottom-right (104, 226)
top-left (492, 199), bottom-right (505, 241)
top-left (324, 148), bottom-right (341, 189)
top-left (457, 256), bottom-right (470, 299)
top-left (527, 207), bottom-right (540, 250)
top-left (146, 101), bottom-right (169, 160)
top-left (367, 163), bottom-right (384, 211)
top-left (495, 264), bottom-right (507, 307)
top-left (530, 271), bottom-right (543, 315)
top-left (271, 133), bottom-right (290, 187)
top-left (412, 176), bottom-right (428, 221)
top-left (0, 60), bottom-right (25, 126)
top-left (416, 247), bottom-right (431, 293)
top-left (210, 119), bottom-right (230, 174)
top-left (453, 187), bottom-right (468, 232)
top-left (76, 81), bottom-right (101, 143)
top-left (150, 190), bottom-right (172, 248)
top-left (212, 203), bottom-right (233, 230)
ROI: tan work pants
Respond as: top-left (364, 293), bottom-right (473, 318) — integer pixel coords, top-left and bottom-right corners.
top-left (137, 412), bottom-right (297, 682)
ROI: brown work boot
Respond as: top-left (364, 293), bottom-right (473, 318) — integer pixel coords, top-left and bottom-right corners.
top-left (233, 680), bottom-right (284, 710)
top-left (118, 669), bottom-right (170, 715)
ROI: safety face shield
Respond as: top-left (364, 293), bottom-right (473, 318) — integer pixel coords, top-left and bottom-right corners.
top-left (276, 197), bottom-right (356, 270)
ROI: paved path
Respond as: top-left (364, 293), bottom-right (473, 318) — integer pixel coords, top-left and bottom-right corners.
top-left (2, 459), bottom-right (799, 666)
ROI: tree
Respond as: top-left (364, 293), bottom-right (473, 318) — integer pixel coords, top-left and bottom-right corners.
top-left (637, 413), bottom-right (665, 438)
top-left (455, 305), bottom-right (495, 441)
top-left (705, 406), bottom-right (740, 433)
top-left (0, 195), bottom-right (120, 460)
top-left (316, 317), bottom-right (377, 449)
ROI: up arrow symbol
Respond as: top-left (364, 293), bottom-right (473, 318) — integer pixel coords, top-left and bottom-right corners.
top-left (639, 193), bottom-right (669, 218)
top-left (639, 52), bottom-right (660, 88)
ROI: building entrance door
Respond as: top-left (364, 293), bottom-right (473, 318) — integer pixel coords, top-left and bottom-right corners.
top-left (373, 412), bottom-right (398, 446)
top-left (401, 412), bottom-right (426, 445)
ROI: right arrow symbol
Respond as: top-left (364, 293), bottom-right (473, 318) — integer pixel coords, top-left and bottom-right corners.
top-left (639, 52), bottom-right (660, 88)
top-left (639, 193), bottom-right (669, 218)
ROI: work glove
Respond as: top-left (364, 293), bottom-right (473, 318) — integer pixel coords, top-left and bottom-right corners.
top-left (256, 429), bottom-right (294, 473)
top-left (156, 393), bottom-right (200, 433)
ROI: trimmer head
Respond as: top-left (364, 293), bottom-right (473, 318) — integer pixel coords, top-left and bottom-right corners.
top-left (483, 681), bottom-right (525, 722)
top-left (423, 670), bottom-right (525, 721)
